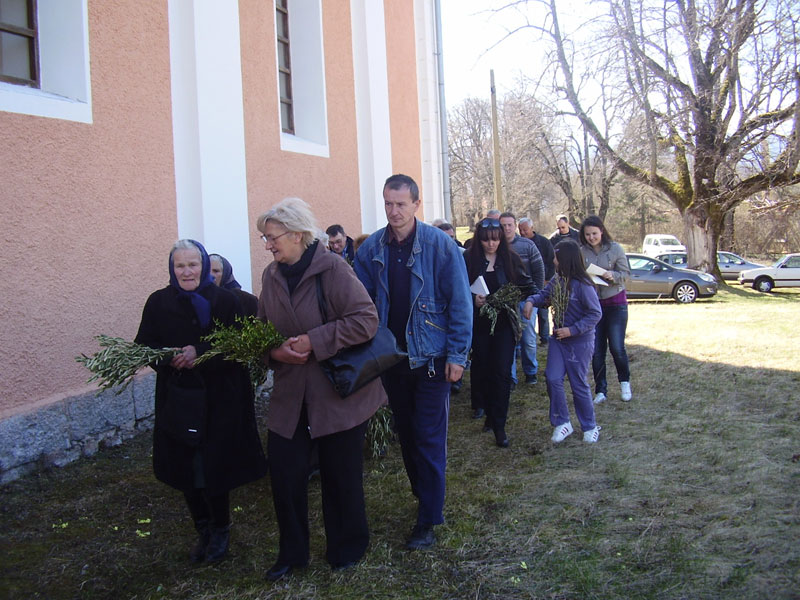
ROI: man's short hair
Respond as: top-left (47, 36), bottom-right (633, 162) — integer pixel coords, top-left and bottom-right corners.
top-left (556, 214), bottom-right (569, 223)
top-left (326, 224), bottom-right (345, 238)
top-left (499, 211), bottom-right (516, 222)
top-left (519, 217), bottom-right (533, 227)
top-left (384, 174), bottom-right (419, 203)
top-left (436, 222), bottom-right (454, 232)
top-left (486, 209), bottom-right (501, 218)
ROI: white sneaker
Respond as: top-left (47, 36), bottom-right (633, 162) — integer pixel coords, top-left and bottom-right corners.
top-left (583, 426), bottom-right (601, 443)
top-left (593, 392), bottom-right (606, 404)
top-left (551, 422), bottom-right (574, 443)
top-left (620, 382), bottom-right (632, 402)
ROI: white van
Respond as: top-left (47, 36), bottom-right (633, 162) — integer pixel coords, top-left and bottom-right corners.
top-left (642, 234), bottom-right (686, 257)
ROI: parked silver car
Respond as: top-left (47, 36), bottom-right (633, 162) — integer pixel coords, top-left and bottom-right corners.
top-left (656, 251), bottom-right (764, 280)
top-left (626, 254), bottom-right (718, 303)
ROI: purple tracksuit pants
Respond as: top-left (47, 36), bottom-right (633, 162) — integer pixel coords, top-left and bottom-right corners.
top-left (545, 334), bottom-right (597, 431)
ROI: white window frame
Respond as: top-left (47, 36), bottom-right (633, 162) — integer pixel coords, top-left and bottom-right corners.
top-left (276, 0), bottom-right (328, 157)
top-left (0, 0), bottom-right (91, 123)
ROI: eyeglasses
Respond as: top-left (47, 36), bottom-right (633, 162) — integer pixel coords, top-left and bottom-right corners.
top-left (480, 218), bottom-right (501, 229)
top-left (260, 231), bottom-right (291, 244)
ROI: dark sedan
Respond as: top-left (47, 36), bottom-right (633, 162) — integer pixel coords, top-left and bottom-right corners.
top-left (626, 254), bottom-right (718, 303)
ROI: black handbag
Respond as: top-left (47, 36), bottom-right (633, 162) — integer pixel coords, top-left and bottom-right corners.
top-left (161, 370), bottom-right (207, 446)
top-left (315, 274), bottom-right (406, 397)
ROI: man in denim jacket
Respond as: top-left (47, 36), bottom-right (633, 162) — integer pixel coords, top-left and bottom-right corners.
top-left (355, 174), bottom-right (472, 550)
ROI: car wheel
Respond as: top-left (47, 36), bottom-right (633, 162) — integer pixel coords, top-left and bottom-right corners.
top-left (673, 281), bottom-right (698, 303)
top-left (754, 276), bottom-right (774, 293)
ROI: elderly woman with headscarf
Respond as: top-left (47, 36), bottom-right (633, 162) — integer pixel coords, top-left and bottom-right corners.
top-left (134, 239), bottom-right (267, 564)
top-left (209, 253), bottom-right (258, 316)
top-left (256, 197), bottom-right (386, 581)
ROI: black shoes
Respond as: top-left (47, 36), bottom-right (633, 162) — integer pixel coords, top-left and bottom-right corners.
top-left (494, 429), bottom-right (509, 448)
top-left (525, 374), bottom-right (538, 385)
top-left (189, 519), bottom-right (211, 563)
top-left (205, 525), bottom-right (230, 563)
top-left (266, 562), bottom-right (295, 582)
top-left (406, 524), bottom-right (436, 550)
top-left (471, 408), bottom-right (485, 419)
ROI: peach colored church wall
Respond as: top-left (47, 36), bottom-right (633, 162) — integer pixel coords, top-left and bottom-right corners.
top-left (0, 1), bottom-right (177, 417)
top-left (384, 0), bottom-right (425, 220)
top-left (239, 0), bottom-right (365, 295)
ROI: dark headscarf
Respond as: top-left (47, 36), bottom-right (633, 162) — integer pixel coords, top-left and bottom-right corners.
top-left (209, 254), bottom-right (242, 290)
top-left (169, 239), bottom-right (215, 328)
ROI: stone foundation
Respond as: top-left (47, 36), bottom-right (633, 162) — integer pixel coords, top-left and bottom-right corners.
top-left (0, 374), bottom-right (156, 485)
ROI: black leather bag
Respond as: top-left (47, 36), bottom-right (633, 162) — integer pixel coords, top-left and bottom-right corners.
top-left (315, 274), bottom-right (406, 397)
top-left (161, 370), bottom-right (207, 446)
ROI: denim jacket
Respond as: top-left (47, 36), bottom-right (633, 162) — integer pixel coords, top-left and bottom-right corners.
top-left (354, 220), bottom-right (473, 372)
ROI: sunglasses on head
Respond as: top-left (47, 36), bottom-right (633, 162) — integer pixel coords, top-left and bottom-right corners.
top-left (480, 218), bottom-right (501, 228)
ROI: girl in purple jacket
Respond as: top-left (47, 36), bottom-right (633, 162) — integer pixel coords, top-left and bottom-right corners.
top-left (523, 241), bottom-right (603, 443)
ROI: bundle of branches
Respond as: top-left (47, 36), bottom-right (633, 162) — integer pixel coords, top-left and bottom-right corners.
top-left (550, 276), bottom-right (571, 329)
top-left (75, 335), bottom-right (177, 394)
top-left (480, 282), bottom-right (523, 339)
top-left (194, 315), bottom-right (286, 389)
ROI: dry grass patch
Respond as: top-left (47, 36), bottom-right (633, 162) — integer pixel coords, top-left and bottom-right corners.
top-left (1, 288), bottom-right (799, 599)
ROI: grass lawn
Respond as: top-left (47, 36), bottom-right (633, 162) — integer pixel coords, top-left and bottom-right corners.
top-left (1, 286), bottom-right (799, 599)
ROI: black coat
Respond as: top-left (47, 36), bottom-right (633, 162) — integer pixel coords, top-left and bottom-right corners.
top-left (135, 285), bottom-right (268, 494)
top-left (531, 233), bottom-right (555, 280)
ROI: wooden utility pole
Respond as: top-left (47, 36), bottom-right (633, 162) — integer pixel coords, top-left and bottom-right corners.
top-left (490, 69), bottom-right (503, 211)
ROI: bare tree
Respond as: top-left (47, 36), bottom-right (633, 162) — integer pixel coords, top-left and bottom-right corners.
top-left (536, 0), bottom-right (800, 273)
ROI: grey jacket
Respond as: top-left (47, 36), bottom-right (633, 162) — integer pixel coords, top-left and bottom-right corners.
top-left (509, 235), bottom-right (545, 292)
top-left (580, 241), bottom-right (630, 300)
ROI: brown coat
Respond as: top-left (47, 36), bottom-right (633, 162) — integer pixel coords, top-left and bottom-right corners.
top-left (257, 242), bottom-right (387, 439)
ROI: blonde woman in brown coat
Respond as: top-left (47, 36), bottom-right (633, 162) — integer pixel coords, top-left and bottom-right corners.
top-left (256, 197), bottom-right (386, 581)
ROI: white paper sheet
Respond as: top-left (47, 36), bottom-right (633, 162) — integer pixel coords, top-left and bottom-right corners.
top-left (470, 275), bottom-right (490, 295)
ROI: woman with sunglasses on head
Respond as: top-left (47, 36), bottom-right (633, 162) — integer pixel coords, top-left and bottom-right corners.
top-left (523, 240), bottom-right (602, 443)
top-left (464, 217), bottom-right (533, 448)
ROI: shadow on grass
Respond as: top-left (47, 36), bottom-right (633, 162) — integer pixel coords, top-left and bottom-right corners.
top-left (1, 342), bottom-right (799, 599)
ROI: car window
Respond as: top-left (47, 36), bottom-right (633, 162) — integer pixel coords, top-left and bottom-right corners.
top-left (785, 257), bottom-right (800, 268)
top-left (629, 257), bottom-right (655, 271)
top-left (661, 238), bottom-right (680, 246)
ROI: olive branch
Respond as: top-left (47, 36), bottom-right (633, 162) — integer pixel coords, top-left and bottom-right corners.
top-left (550, 276), bottom-right (571, 329)
top-left (479, 283), bottom-right (523, 340)
top-left (75, 336), bottom-right (177, 394)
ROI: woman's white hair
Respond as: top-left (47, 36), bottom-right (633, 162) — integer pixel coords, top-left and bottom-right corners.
top-left (171, 239), bottom-right (202, 256)
top-left (256, 197), bottom-right (327, 248)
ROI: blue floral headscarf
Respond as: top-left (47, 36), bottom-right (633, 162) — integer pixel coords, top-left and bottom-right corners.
top-left (168, 239), bottom-right (215, 328)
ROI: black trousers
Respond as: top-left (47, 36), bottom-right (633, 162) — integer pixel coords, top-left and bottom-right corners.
top-left (184, 489), bottom-right (230, 528)
top-left (268, 406), bottom-right (369, 567)
top-left (470, 315), bottom-right (516, 433)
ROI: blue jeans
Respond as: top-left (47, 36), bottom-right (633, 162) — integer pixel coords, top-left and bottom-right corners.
top-left (592, 304), bottom-right (631, 395)
top-left (511, 302), bottom-right (538, 383)
top-left (382, 358), bottom-right (450, 526)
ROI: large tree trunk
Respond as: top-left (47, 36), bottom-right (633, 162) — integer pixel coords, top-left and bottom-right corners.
top-left (682, 206), bottom-right (723, 279)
